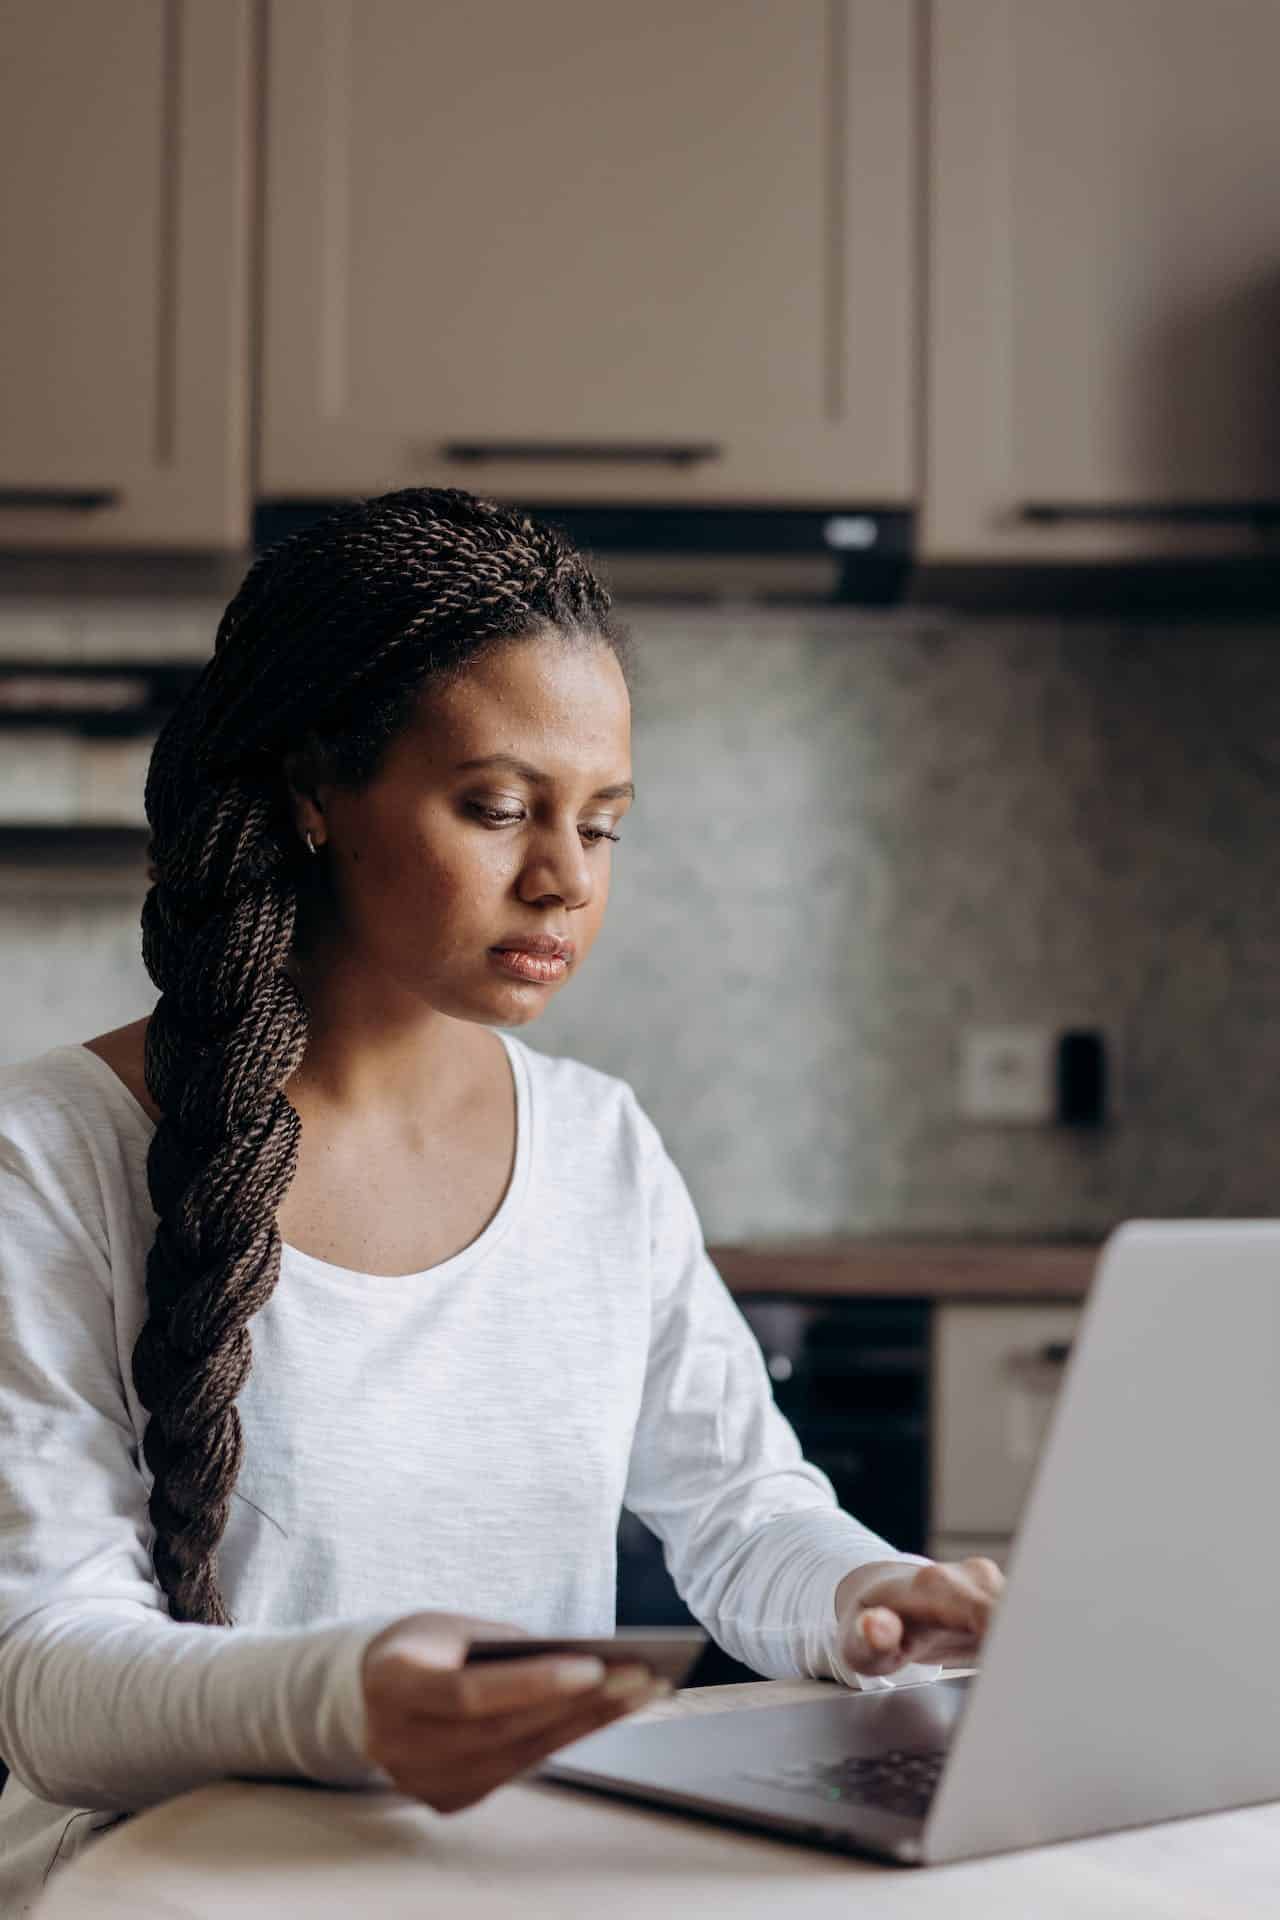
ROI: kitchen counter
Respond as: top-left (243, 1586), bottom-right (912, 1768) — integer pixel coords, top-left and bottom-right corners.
top-left (34, 1677), bottom-right (1280, 1919)
top-left (708, 1239), bottom-right (1097, 1301)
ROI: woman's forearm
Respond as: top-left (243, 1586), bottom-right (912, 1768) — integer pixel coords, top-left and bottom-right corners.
top-left (0, 1602), bottom-right (400, 1811)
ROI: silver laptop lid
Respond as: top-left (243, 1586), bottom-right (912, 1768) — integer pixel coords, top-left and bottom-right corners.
top-left (924, 1221), bottom-right (1280, 1863)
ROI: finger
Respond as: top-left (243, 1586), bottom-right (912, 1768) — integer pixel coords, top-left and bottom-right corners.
top-left (438, 1667), bottom-right (659, 1760)
top-left (382, 1652), bottom-right (608, 1723)
top-left (962, 1555), bottom-right (1006, 1597)
top-left (380, 1674), bottom-right (619, 1780)
top-left (439, 1654), bottom-right (616, 1721)
top-left (846, 1608), bottom-right (995, 1676)
top-left (841, 1580), bottom-right (996, 1676)
top-left (860, 1607), bottom-right (903, 1653)
top-left (841, 1605), bottom-right (904, 1674)
top-left (400, 1677), bottom-right (664, 1812)
top-left (505, 1676), bottom-right (665, 1777)
top-left (882, 1562), bottom-right (996, 1640)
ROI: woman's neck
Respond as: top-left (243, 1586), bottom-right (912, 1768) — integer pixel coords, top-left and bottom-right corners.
top-left (283, 942), bottom-right (492, 1125)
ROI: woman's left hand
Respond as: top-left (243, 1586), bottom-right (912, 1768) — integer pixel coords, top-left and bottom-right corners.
top-left (833, 1556), bottom-right (1005, 1679)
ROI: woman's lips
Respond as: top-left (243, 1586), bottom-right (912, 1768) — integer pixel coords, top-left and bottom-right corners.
top-left (488, 948), bottom-right (569, 984)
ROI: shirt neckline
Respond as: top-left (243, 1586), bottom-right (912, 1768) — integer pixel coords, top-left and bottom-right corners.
top-left (66, 1029), bottom-right (533, 1292)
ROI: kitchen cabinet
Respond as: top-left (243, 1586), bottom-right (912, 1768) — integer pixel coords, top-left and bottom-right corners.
top-left (926, 0), bottom-right (1280, 563)
top-left (0, 733), bottom-right (153, 830)
top-left (930, 1301), bottom-right (1083, 1562)
top-left (260, 0), bottom-right (916, 508)
top-left (0, 609), bottom-right (207, 844)
top-left (0, 0), bottom-right (253, 550)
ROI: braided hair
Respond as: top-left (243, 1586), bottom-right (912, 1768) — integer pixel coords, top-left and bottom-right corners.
top-left (132, 486), bottom-right (631, 1626)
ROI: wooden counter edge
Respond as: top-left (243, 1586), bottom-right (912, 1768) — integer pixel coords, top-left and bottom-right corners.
top-left (707, 1241), bottom-right (1098, 1300)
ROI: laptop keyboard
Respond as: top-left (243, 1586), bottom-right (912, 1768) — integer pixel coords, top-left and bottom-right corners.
top-left (738, 1748), bottom-right (946, 1821)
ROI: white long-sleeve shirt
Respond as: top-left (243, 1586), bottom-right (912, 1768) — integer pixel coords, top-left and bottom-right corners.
top-left (0, 1032), bottom-right (933, 1910)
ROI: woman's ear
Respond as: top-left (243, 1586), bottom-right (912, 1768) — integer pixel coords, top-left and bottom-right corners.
top-left (282, 734), bottom-right (331, 852)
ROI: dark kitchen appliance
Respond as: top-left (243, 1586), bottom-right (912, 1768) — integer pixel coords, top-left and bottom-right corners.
top-left (616, 1295), bottom-right (930, 1686)
top-left (255, 503), bottom-right (915, 605)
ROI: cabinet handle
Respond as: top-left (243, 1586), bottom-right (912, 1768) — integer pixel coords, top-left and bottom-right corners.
top-left (1018, 501), bottom-right (1280, 527)
top-left (0, 488), bottom-right (120, 511)
top-left (1005, 1340), bottom-right (1073, 1384)
top-left (441, 441), bottom-right (722, 467)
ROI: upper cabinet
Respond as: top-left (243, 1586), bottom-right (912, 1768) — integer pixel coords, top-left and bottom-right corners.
top-left (6, 0), bottom-right (1280, 568)
top-left (0, 0), bottom-right (253, 550)
top-left (259, 0), bottom-right (917, 508)
top-left (926, 0), bottom-right (1280, 562)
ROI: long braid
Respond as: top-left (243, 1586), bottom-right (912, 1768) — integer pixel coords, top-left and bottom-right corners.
top-left (131, 487), bottom-right (629, 1625)
top-left (133, 778), bottom-right (307, 1624)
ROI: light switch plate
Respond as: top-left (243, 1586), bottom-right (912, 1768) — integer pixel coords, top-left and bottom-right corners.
top-left (959, 1026), bottom-right (1055, 1123)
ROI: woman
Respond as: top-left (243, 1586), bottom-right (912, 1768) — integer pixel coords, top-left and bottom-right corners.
top-left (0, 488), bottom-right (1001, 1905)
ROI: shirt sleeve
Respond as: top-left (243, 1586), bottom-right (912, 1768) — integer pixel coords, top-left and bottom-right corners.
top-left (0, 1111), bottom-right (400, 1813)
top-left (621, 1100), bottom-right (941, 1692)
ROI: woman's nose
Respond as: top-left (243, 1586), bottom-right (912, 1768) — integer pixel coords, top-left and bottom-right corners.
top-left (518, 823), bottom-right (593, 909)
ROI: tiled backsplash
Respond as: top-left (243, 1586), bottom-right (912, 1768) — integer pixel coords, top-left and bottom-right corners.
top-left (3, 598), bottom-right (1279, 1238)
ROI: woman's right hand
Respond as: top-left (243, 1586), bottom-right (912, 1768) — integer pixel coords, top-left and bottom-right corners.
top-left (360, 1611), bottom-right (668, 1814)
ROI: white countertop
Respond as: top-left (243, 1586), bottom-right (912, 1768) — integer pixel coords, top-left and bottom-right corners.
top-left (33, 1676), bottom-right (1280, 1919)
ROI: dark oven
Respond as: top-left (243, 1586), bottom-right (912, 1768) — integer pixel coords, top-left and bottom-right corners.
top-left (616, 1295), bottom-right (930, 1686)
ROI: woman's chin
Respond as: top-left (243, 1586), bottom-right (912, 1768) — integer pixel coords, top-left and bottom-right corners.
top-left (488, 991), bottom-right (550, 1026)
top-left (455, 980), bottom-right (554, 1027)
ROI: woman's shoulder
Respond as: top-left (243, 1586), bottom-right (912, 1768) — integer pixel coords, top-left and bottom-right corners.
top-left (500, 1031), bottom-right (663, 1166)
top-left (0, 1029), bottom-right (157, 1335)
top-left (0, 1018), bottom-right (156, 1171)
top-left (80, 1017), bottom-right (160, 1124)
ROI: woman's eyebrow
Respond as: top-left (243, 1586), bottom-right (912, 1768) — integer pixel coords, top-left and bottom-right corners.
top-left (453, 753), bottom-right (635, 801)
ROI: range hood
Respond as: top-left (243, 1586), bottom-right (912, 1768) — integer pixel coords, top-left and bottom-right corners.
top-left (254, 503), bottom-right (914, 605)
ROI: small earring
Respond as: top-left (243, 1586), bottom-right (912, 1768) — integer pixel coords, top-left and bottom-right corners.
top-left (304, 830), bottom-right (319, 856)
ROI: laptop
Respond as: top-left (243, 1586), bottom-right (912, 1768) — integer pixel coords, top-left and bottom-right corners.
top-left (541, 1221), bottom-right (1280, 1864)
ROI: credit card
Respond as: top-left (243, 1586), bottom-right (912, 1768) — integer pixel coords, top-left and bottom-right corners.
top-left (463, 1627), bottom-right (707, 1688)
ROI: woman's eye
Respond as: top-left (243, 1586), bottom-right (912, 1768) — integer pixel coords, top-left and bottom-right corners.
top-left (470, 806), bottom-right (524, 826)
top-left (468, 804), bottom-right (620, 845)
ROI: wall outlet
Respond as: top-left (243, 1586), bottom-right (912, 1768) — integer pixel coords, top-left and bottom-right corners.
top-left (959, 1027), bottom-right (1055, 1124)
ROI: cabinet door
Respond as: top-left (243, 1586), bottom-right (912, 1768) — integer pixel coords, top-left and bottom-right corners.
top-left (931, 1301), bottom-right (1082, 1541)
top-left (0, 1), bottom-right (252, 549)
top-left (261, 0), bottom-right (915, 505)
top-left (926, 0), bottom-right (1280, 561)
